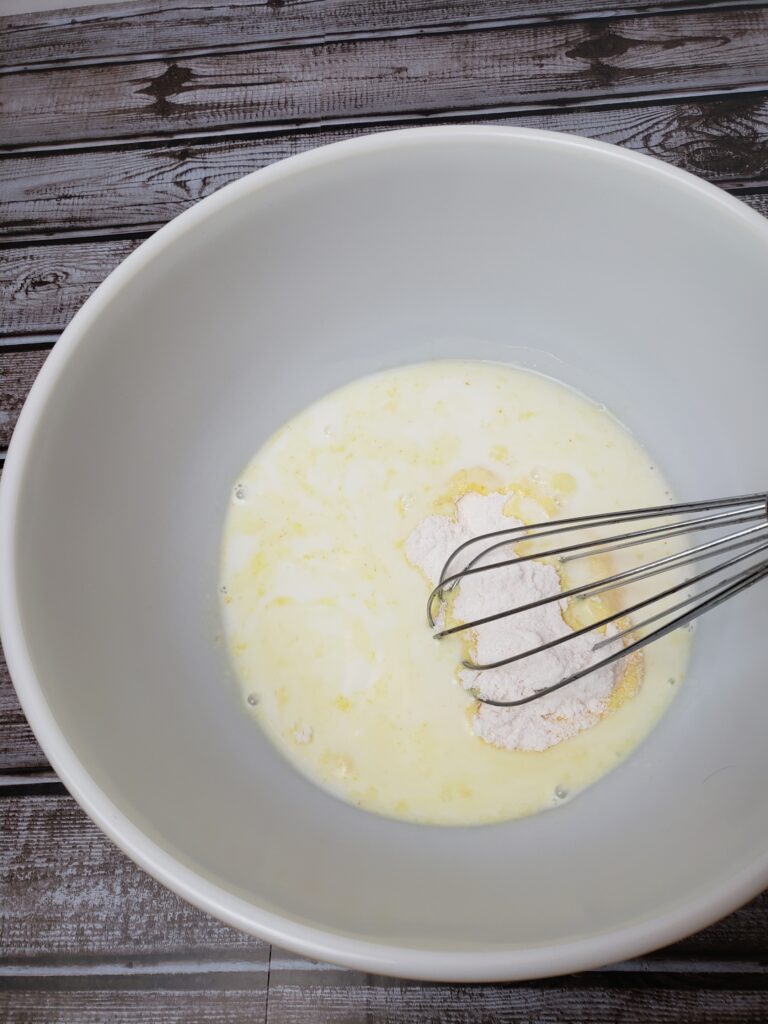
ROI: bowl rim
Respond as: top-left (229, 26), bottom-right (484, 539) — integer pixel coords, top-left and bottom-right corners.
top-left (3, 124), bottom-right (768, 982)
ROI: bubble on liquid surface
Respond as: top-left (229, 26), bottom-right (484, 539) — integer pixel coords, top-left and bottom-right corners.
top-left (246, 693), bottom-right (259, 707)
top-left (554, 785), bottom-right (569, 801)
top-left (234, 483), bottom-right (247, 503)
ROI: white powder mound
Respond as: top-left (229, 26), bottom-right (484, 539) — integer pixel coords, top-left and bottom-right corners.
top-left (293, 724), bottom-right (314, 744)
top-left (405, 491), bottom-right (621, 752)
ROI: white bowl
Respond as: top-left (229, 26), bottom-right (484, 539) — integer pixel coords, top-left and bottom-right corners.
top-left (2, 127), bottom-right (768, 982)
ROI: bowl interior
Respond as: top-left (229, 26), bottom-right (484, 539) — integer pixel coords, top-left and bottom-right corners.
top-left (8, 129), bottom-right (768, 971)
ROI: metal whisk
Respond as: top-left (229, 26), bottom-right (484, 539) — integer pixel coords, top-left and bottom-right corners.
top-left (427, 492), bottom-right (768, 708)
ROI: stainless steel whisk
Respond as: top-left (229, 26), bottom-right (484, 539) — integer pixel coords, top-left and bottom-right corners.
top-left (427, 492), bottom-right (768, 708)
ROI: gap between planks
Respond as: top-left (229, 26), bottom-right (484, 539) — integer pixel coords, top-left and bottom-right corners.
top-left (1, 956), bottom-right (768, 979)
top-left (6, 81), bottom-right (768, 157)
top-left (1, 986), bottom-right (766, 1024)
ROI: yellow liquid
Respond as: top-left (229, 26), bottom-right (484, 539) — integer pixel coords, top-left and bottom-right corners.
top-left (220, 360), bottom-right (691, 825)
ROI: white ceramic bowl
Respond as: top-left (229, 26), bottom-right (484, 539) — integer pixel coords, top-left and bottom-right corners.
top-left (2, 127), bottom-right (768, 982)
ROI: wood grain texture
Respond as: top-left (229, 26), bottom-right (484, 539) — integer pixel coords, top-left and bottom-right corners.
top-left (0, 645), bottom-right (48, 773)
top-left (3, 92), bottom-right (768, 241)
top-left (2, 980), bottom-right (768, 1024)
top-left (264, 973), bottom-right (768, 1023)
top-left (0, 991), bottom-right (267, 1024)
top-left (2, 981), bottom-right (768, 1024)
top-left (0, 348), bottom-right (48, 447)
top-left (0, 240), bottom-right (141, 335)
top-left (0, 0), bottom-right (752, 70)
top-left (741, 189), bottom-right (768, 216)
top-left (0, 795), bottom-right (269, 960)
top-left (3, 9), bottom-right (768, 148)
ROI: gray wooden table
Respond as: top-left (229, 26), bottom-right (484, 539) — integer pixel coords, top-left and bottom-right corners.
top-left (2, 1), bottom-right (768, 1019)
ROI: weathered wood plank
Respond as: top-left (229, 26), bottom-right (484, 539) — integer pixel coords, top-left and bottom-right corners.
top-left (0, 0), bottom-right (752, 71)
top-left (0, 240), bottom-right (141, 335)
top-left (741, 190), bottom-right (768, 217)
top-left (670, 891), bottom-right (768, 959)
top-left (0, 991), bottom-right (267, 1024)
top-left (0, 348), bottom-right (49, 447)
top-left (2, 978), bottom-right (767, 1024)
top-left (3, 10), bottom-right (768, 148)
top-left (0, 644), bottom-right (49, 773)
top-left (0, 795), bottom-right (268, 959)
top-left (3, 978), bottom-right (768, 1024)
top-left (0, 461), bottom-right (45, 775)
top-left (3, 92), bottom-right (768, 240)
top-left (264, 971), bottom-right (768, 1023)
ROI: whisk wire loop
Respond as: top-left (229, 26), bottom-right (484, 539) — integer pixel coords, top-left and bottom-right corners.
top-left (429, 492), bottom-right (768, 707)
